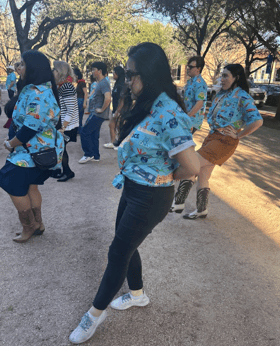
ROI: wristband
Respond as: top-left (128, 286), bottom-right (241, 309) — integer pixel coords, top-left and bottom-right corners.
top-left (4, 140), bottom-right (12, 149)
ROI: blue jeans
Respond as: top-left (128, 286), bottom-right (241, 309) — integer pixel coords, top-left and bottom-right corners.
top-left (93, 178), bottom-right (174, 310)
top-left (80, 113), bottom-right (105, 159)
top-left (77, 98), bottom-right (84, 133)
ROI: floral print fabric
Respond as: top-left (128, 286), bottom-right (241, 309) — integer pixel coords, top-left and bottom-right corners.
top-left (7, 82), bottom-right (64, 169)
top-left (6, 72), bottom-right (17, 91)
top-left (207, 87), bottom-right (263, 133)
top-left (184, 74), bottom-right (207, 130)
top-left (112, 92), bottom-right (196, 189)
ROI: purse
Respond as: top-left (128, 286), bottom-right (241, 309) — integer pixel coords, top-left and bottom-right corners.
top-left (25, 130), bottom-right (58, 170)
top-left (30, 147), bottom-right (57, 170)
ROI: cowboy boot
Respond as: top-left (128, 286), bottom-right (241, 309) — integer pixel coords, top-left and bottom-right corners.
top-left (16, 206), bottom-right (45, 236)
top-left (183, 188), bottom-right (210, 220)
top-left (13, 209), bottom-right (40, 243)
top-left (169, 180), bottom-right (195, 213)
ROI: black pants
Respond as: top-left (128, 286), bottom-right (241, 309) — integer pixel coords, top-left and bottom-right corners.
top-left (93, 178), bottom-right (174, 310)
top-left (61, 141), bottom-right (73, 175)
top-left (8, 90), bottom-right (14, 99)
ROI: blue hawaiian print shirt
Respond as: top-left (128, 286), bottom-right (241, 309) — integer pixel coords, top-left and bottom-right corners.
top-left (7, 82), bottom-right (64, 169)
top-left (112, 92), bottom-right (196, 189)
top-left (6, 72), bottom-right (16, 91)
top-left (184, 74), bottom-right (207, 130)
top-left (207, 87), bottom-right (263, 133)
top-left (89, 81), bottom-right (97, 100)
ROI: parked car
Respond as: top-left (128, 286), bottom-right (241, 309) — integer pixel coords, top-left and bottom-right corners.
top-left (208, 78), bottom-right (267, 108)
top-left (247, 80), bottom-right (267, 108)
top-left (256, 84), bottom-right (280, 106)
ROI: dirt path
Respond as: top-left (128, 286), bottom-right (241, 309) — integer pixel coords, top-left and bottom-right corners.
top-left (0, 113), bottom-right (279, 346)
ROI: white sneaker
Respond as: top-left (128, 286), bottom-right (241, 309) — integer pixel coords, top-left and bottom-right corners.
top-left (183, 209), bottom-right (208, 220)
top-left (69, 310), bottom-right (107, 344)
top-left (113, 146), bottom-right (119, 151)
top-left (103, 142), bottom-right (115, 149)
top-left (78, 156), bottom-right (94, 164)
top-left (110, 292), bottom-right (150, 310)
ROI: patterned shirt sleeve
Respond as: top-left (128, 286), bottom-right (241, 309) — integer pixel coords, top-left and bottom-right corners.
top-left (160, 105), bottom-right (196, 158)
top-left (239, 93), bottom-right (263, 126)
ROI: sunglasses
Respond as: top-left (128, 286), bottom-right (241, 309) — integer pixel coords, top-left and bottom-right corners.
top-left (187, 65), bottom-right (198, 69)
top-left (125, 70), bottom-right (140, 81)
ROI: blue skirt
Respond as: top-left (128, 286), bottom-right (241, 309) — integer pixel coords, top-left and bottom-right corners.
top-left (0, 160), bottom-right (52, 197)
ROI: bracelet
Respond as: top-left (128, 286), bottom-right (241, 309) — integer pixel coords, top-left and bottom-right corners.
top-left (4, 140), bottom-right (12, 149)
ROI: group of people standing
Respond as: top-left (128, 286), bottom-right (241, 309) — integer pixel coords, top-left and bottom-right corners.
top-left (0, 42), bottom-right (263, 344)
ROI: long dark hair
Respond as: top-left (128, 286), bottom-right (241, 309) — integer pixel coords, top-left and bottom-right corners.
top-left (116, 42), bottom-right (185, 144)
top-left (73, 67), bottom-right (83, 80)
top-left (114, 66), bottom-right (125, 85)
top-left (224, 64), bottom-right (249, 93)
top-left (21, 50), bottom-right (60, 106)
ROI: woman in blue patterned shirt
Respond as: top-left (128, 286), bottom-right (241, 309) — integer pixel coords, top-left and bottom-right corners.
top-left (170, 64), bottom-right (263, 219)
top-left (0, 50), bottom-right (64, 243)
top-left (69, 42), bottom-right (200, 344)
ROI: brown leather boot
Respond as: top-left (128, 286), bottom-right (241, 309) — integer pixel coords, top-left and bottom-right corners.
top-left (16, 206), bottom-right (45, 236)
top-left (13, 209), bottom-right (40, 243)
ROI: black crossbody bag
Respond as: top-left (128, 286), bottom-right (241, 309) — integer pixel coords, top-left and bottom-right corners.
top-left (25, 131), bottom-right (58, 170)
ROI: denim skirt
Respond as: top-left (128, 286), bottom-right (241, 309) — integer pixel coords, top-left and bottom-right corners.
top-left (0, 160), bottom-right (52, 196)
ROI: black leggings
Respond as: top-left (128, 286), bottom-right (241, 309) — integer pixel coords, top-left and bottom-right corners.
top-left (93, 178), bottom-right (174, 310)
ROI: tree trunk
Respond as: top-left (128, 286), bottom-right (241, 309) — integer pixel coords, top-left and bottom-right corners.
top-left (275, 94), bottom-right (280, 121)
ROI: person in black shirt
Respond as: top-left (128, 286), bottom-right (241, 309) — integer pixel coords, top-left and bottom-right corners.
top-left (14, 62), bottom-right (24, 94)
top-left (73, 67), bottom-right (88, 133)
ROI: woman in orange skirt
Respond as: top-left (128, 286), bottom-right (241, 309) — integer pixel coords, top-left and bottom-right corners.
top-left (170, 64), bottom-right (263, 219)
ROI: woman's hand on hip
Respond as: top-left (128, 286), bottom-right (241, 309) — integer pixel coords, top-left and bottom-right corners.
top-left (219, 126), bottom-right (238, 139)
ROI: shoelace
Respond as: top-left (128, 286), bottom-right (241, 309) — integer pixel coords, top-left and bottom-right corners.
top-left (122, 293), bottom-right (132, 303)
top-left (79, 313), bottom-right (93, 332)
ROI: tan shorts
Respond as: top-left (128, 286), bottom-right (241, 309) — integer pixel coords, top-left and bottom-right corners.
top-left (198, 131), bottom-right (239, 166)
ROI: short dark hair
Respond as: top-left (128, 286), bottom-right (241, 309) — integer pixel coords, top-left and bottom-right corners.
top-left (224, 64), bottom-right (249, 93)
top-left (91, 62), bottom-right (107, 76)
top-left (188, 56), bottom-right (205, 72)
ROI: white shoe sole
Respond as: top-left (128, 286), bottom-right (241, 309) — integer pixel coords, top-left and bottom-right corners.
top-left (110, 296), bottom-right (150, 310)
top-left (78, 159), bottom-right (92, 164)
top-left (183, 209), bottom-right (208, 220)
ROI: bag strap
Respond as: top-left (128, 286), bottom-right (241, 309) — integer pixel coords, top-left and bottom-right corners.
top-left (23, 128), bottom-right (57, 153)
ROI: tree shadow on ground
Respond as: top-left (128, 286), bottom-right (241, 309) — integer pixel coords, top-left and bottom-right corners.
top-left (195, 125), bottom-right (280, 206)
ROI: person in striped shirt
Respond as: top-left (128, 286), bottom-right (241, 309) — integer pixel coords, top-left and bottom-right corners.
top-left (53, 61), bottom-right (79, 182)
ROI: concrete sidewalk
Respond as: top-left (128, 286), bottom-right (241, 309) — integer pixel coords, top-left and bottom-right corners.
top-left (0, 114), bottom-right (279, 346)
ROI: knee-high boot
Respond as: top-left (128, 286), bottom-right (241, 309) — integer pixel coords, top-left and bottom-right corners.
top-left (169, 179), bottom-right (194, 213)
top-left (16, 206), bottom-right (45, 236)
top-left (183, 188), bottom-right (210, 220)
top-left (13, 209), bottom-right (40, 243)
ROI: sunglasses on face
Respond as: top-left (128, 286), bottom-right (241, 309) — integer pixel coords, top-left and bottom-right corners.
top-left (187, 65), bottom-right (198, 69)
top-left (125, 70), bottom-right (140, 81)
